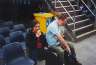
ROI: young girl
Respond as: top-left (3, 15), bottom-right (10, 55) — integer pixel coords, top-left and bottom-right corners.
top-left (26, 20), bottom-right (48, 65)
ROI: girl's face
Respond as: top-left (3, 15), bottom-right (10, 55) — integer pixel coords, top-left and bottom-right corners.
top-left (33, 23), bottom-right (40, 32)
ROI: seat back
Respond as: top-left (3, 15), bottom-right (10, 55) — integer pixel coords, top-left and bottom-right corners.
top-left (3, 42), bottom-right (25, 63)
top-left (0, 35), bottom-right (6, 48)
top-left (0, 48), bottom-right (4, 65)
top-left (0, 35), bottom-right (5, 64)
top-left (0, 27), bottom-right (10, 37)
top-left (13, 24), bottom-right (26, 32)
top-left (9, 31), bottom-right (25, 43)
top-left (4, 21), bottom-right (14, 29)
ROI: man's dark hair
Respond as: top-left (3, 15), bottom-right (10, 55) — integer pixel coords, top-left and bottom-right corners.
top-left (57, 14), bottom-right (67, 20)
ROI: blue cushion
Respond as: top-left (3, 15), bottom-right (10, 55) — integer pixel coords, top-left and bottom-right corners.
top-left (3, 42), bottom-right (25, 63)
top-left (0, 27), bottom-right (10, 37)
top-left (4, 21), bottom-right (13, 29)
top-left (5, 37), bottom-right (10, 44)
top-left (13, 24), bottom-right (26, 32)
top-left (0, 35), bottom-right (6, 47)
top-left (7, 57), bottom-right (34, 65)
top-left (3, 42), bottom-right (34, 65)
top-left (10, 31), bottom-right (25, 43)
top-left (0, 48), bottom-right (4, 59)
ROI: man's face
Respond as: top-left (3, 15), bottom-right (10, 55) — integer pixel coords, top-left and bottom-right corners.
top-left (59, 19), bottom-right (66, 26)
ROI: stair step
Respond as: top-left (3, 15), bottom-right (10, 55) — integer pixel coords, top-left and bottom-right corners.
top-left (67, 14), bottom-right (88, 23)
top-left (52, 1), bottom-right (68, 3)
top-left (75, 14), bottom-right (85, 17)
top-left (58, 10), bottom-right (80, 13)
top-left (68, 18), bottom-right (89, 25)
top-left (58, 10), bottom-right (81, 17)
top-left (75, 25), bottom-right (94, 36)
top-left (52, 0), bottom-right (74, 3)
top-left (68, 19), bottom-right (91, 30)
top-left (67, 14), bottom-right (85, 19)
top-left (52, 0), bottom-right (76, 6)
top-left (55, 5), bottom-right (77, 8)
top-left (55, 5), bottom-right (79, 12)
top-left (76, 29), bottom-right (96, 39)
top-left (58, 10), bottom-right (82, 17)
top-left (72, 24), bottom-right (93, 32)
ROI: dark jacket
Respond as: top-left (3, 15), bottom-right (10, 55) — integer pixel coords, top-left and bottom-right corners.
top-left (26, 31), bottom-right (48, 50)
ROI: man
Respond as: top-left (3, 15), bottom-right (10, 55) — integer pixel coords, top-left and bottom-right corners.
top-left (46, 14), bottom-right (82, 65)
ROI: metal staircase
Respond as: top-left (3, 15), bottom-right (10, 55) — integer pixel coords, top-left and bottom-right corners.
top-left (46, 0), bottom-right (96, 41)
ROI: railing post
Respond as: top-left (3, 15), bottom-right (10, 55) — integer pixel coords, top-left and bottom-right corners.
top-left (90, 0), bottom-right (96, 9)
top-left (57, 0), bottom-right (74, 21)
top-left (55, 0), bottom-right (57, 8)
top-left (80, 0), bottom-right (95, 16)
top-left (57, 0), bottom-right (77, 41)
top-left (81, 0), bottom-right (96, 29)
top-left (90, 0), bottom-right (96, 29)
top-left (67, 0), bottom-right (76, 37)
top-left (94, 16), bottom-right (96, 28)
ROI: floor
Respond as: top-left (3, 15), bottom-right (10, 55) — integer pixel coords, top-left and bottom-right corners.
top-left (74, 34), bottom-right (96, 65)
top-left (38, 34), bottom-right (96, 65)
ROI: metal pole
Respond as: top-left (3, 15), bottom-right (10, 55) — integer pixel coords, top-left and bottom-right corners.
top-left (94, 16), bottom-right (96, 28)
top-left (55, 0), bottom-right (56, 8)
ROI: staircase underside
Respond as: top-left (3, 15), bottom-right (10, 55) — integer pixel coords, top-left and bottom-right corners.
top-left (50, 0), bottom-right (96, 41)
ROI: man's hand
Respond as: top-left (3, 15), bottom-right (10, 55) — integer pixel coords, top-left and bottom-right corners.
top-left (56, 34), bottom-right (71, 54)
top-left (61, 43), bottom-right (71, 54)
top-left (44, 47), bottom-right (48, 50)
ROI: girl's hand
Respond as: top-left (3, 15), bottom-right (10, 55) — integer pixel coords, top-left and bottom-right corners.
top-left (36, 30), bottom-right (41, 37)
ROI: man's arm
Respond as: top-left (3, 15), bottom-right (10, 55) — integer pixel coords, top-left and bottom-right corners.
top-left (56, 34), bottom-right (71, 53)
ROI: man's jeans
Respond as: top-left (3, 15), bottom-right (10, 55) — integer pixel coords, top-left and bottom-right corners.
top-left (49, 43), bottom-right (76, 64)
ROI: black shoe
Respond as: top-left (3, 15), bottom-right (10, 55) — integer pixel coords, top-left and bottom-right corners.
top-left (73, 61), bottom-right (82, 65)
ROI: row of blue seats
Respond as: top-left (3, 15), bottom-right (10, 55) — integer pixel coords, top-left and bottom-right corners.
top-left (0, 22), bottom-right (26, 37)
top-left (0, 31), bottom-right (26, 50)
top-left (0, 21), bottom-right (26, 44)
top-left (0, 21), bottom-right (27, 49)
top-left (0, 22), bottom-right (34, 65)
top-left (0, 42), bottom-right (34, 65)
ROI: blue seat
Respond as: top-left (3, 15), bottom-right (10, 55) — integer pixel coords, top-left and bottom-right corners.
top-left (12, 24), bottom-right (26, 32)
top-left (9, 31), bottom-right (25, 43)
top-left (0, 35), bottom-right (6, 48)
top-left (0, 27), bottom-right (10, 37)
top-left (5, 37), bottom-right (10, 44)
top-left (0, 20), bottom-right (6, 27)
top-left (0, 48), bottom-right (4, 65)
top-left (9, 31), bottom-right (26, 54)
top-left (4, 21), bottom-right (14, 29)
top-left (0, 35), bottom-right (5, 65)
top-left (0, 23), bottom-right (5, 28)
top-left (3, 42), bottom-right (34, 65)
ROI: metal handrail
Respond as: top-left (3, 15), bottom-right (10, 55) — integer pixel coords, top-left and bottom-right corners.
top-left (90, 0), bottom-right (96, 10)
top-left (44, 0), bottom-right (53, 10)
top-left (90, 0), bottom-right (96, 28)
top-left (66, 0), bottom-right (76, 30)
top-left (55, 0), bottom-right (56, 8)
top-left (67, 0), bottom-right (76, 14)
top-left (56, 0), bottom-right (74, 21)
top-left (80, 0), bottom-right (95, 16)
top-left (45, 0), bottom-right (50, 10)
